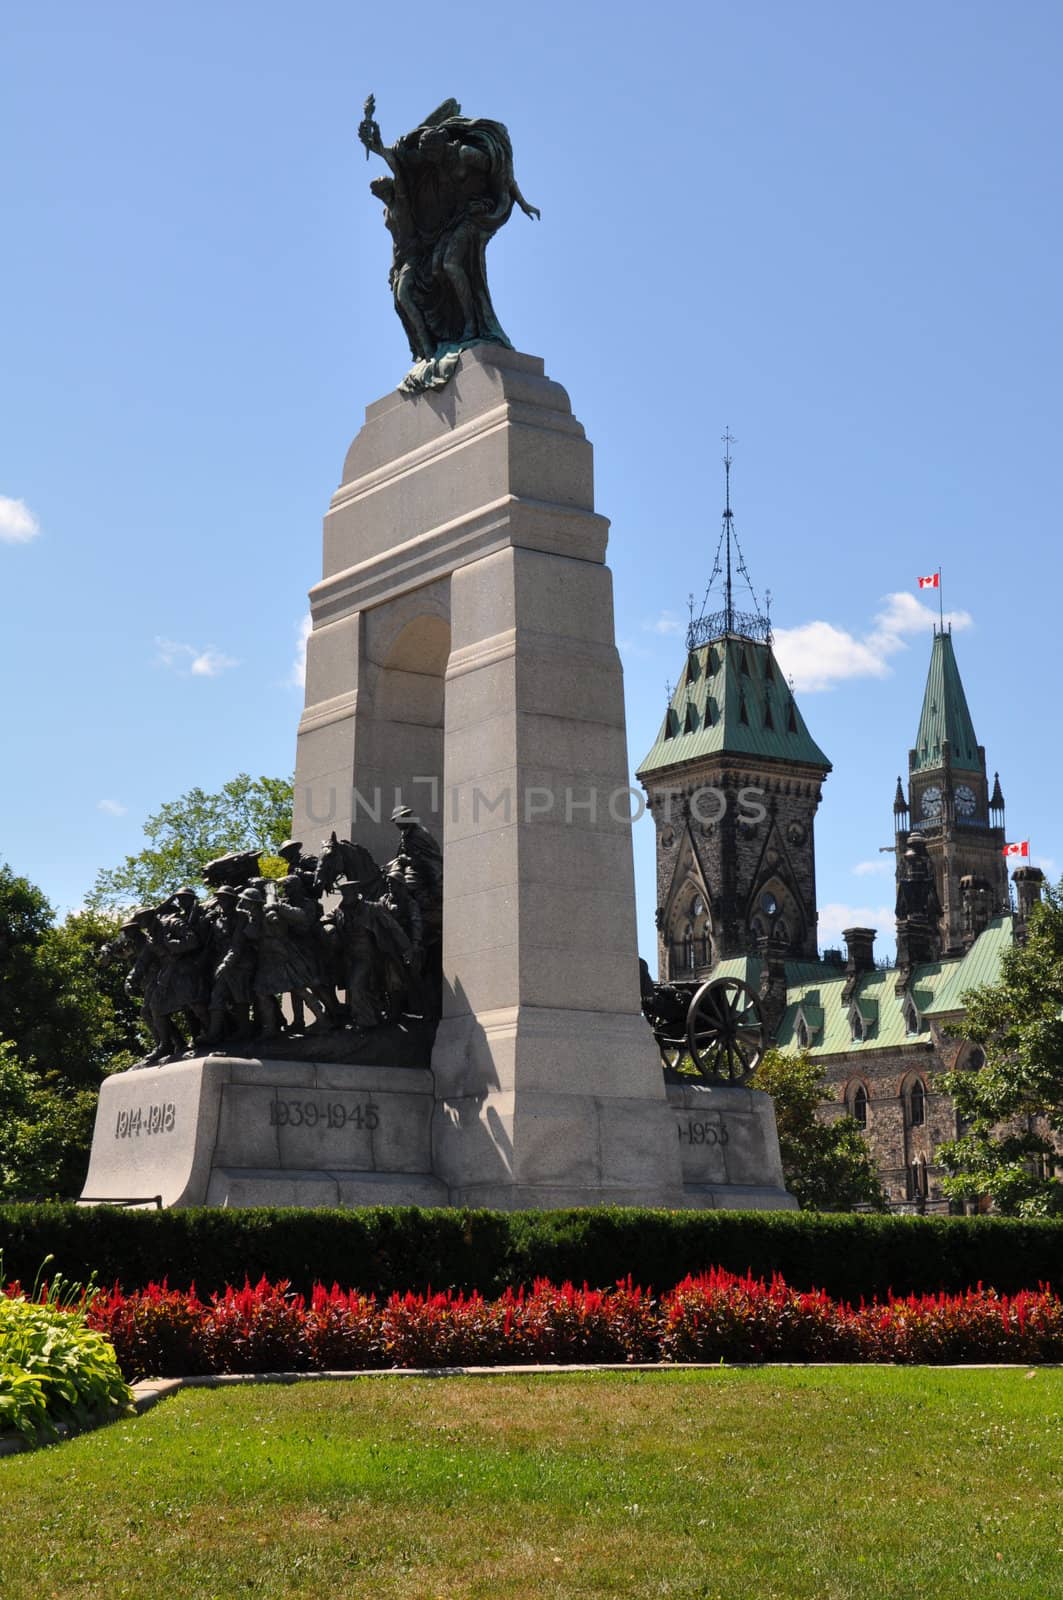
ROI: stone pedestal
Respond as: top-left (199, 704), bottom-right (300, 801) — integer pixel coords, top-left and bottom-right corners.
top-left (292, 346), bottom-right (686, 1209)
top-left (666, 1081), bottom-right (797, 1210)
top-left (79, 1055), bottom-right (795, 1212)
top-left (80, 1057), bottom-right (445, 1209)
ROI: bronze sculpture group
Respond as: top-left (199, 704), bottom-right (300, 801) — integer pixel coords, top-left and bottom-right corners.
top-left (103, 809), bottom-right (443, 1068)
top-left (358, 94), bottom-right (539, 393)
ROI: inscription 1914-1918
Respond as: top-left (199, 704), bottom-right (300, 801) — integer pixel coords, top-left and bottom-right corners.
top-left (269, 1099), bottom-right (380, 1131)
top-left (115, 1103), bottom-right (177, 1140)
top-left (678, 1119), bottom-right (730, 1147)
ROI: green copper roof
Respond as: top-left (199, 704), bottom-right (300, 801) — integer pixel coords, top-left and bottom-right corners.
top-left (636, 636), bottom-right (831, 777)
top-left (912, 630), bottom-right (982, 774)
top-left (694, 921), bottom-right (1014, 1057)
top-left (922, 915), bottom-right (1013, 1016)
top-left (759, 916), bottom-right (1014, 1057)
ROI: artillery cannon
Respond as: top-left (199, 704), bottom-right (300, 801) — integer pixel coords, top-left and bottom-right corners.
top-left (640, 964), bottom-right (766, 1083)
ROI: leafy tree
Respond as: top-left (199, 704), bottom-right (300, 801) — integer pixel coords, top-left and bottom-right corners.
top-left (0, 869), bottom-right (141, 1087)
top-left (0, 867), bottom-right (144, 1199)
top-left (0, 1040), bottom-right (100, 1201)
top-left (89, 773), bottom-right (293, 908)
top-left (936, 883), bottom-right (1063, 1217)
top-left (751, 1048), bottom-right (888, 1212)
top-left (0, 774), bottom-right (294, 1196)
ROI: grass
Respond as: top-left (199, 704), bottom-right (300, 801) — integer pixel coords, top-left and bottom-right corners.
top-left (3, 1368), bottom-right (1063, 1598)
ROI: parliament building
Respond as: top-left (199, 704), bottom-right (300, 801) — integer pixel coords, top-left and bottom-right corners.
top-left (636, 466), bottom-right (1043, 1210)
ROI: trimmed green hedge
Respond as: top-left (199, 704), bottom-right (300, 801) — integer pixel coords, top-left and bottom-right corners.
top-left (3, 1205), bottom-right (1063, 1301)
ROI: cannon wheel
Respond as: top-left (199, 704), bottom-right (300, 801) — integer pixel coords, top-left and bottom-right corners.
top-left (686, 978), bottom-right (765, 1082)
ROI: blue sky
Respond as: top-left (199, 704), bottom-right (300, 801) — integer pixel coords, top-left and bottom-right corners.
top-left (3, 1), bottom-right (1060, 967)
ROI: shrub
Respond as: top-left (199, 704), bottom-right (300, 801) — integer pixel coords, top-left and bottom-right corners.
top-left (1, 1271), bottom-right (131, 1442)
top-left (5, 1204), bottom-right (1063, 1304)
top-left (78, 1270), bottom-right (1063, 1378)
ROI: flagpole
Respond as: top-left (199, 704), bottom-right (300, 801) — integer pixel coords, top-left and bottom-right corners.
top-left (939, 567), bottom-right (944, 632)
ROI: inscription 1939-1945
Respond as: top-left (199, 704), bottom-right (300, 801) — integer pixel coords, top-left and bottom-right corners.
top-left (115, 1103), bottom-right (176, 1140)
top-left (269, 1099), bottom-right (380, 1131)
top-left (678, 1119), bottom-right (729, 1147)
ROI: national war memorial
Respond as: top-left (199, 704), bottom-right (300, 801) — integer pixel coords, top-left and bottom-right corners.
top-left (80, 97), bottom-right (793, 1214)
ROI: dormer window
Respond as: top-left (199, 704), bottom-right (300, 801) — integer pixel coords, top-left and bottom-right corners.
top-left (903, 998), bottom-right (921, 1036)
top-left (764, 701), bottom-right (775, 731)
top-left (848, 997), bottom-right (878, 1043)
top-left (683, 700), bottom-right (697, 733)
top-left (739, 698), bottom-right (749, 725)
top-left (787, 701), bottom-right (798, 734)
top-left (793, 998), bottom-right (823, 1050)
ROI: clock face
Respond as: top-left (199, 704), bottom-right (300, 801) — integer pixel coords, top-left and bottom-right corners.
top-left (921, 785), bottom-right (943, 820)
top-left (955, 783), bottom-right (977, 818)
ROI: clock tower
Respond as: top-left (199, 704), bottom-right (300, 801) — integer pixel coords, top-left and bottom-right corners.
top-left (893, 627), bottom-right (1009, 955)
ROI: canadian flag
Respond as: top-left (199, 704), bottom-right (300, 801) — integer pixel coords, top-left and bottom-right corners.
top-left (917, 573), bottom-right (940, 589)
top-left (1003, 841), bottom-right (1030, 858)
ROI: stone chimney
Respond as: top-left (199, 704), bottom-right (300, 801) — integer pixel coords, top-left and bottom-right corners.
top-left (842, 927), bottom-right (876, 1002)
top-left (757, 933), bottom-right (789, 1041)
top-left (1013, 866), bottom-right (1046, 944)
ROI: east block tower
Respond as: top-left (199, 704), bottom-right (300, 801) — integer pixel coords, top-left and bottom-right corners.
top-left (636, 446), bottom-right (831, 980)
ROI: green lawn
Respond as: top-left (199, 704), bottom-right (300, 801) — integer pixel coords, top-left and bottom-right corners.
top-left (3, 1368), bottom-right (1062, 1599)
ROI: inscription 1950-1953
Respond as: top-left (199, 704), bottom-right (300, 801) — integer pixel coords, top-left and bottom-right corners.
top-left (678, 1119), bottom-right (729, 1147)
top-left (269, 1099), bottom-right (380, 1131)
top-left (115, 1103), bottom-right (176, 1140)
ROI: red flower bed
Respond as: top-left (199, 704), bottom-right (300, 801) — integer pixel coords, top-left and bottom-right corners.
top-left (18, 1269), bottom-right (1055, 1379)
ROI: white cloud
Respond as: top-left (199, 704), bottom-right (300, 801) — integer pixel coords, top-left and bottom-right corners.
top-left (817, 901), bottom-right (894, 950)
top-left (0, 495), bottom-right (40, 544)
top-left (773, 591), bottom-right (974, 692)
top-left (155, 638), bottom-right (239, 678)
top-left (772, 620), bottom-right (889, 692)
top-left (852, 858), bottom-right (892, 877)
top-left (97, 798), bottom-right (128, 817)
top-left (290, 613), bottom-right (312, 688)
top-left (642, 610), bottom-right (684, 636)
top-left (190, 647), bottom-right (238, 677)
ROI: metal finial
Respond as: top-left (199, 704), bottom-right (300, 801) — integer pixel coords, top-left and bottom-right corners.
top-left (685, 428), bottom-right (770, 652)
top-left (722, 429), bottom-right (735, 634)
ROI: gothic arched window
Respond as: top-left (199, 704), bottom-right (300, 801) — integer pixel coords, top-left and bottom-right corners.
top-left (909, 1079), bottom-right (926, 1128)
top-left (851, 1084), bottom-right (868, 1127)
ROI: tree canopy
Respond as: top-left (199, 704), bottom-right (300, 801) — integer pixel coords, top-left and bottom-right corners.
top-left (89, 773), bottom-right (293, 909)
top-left (936, 882), bottom-right (1063, 1217)
top-left (1, 771), bottom-right (294, 1197)
top-left (751, 1048), bottom-right (887, 1212)
top-left (0, 866), bottom-right (143, 1198)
